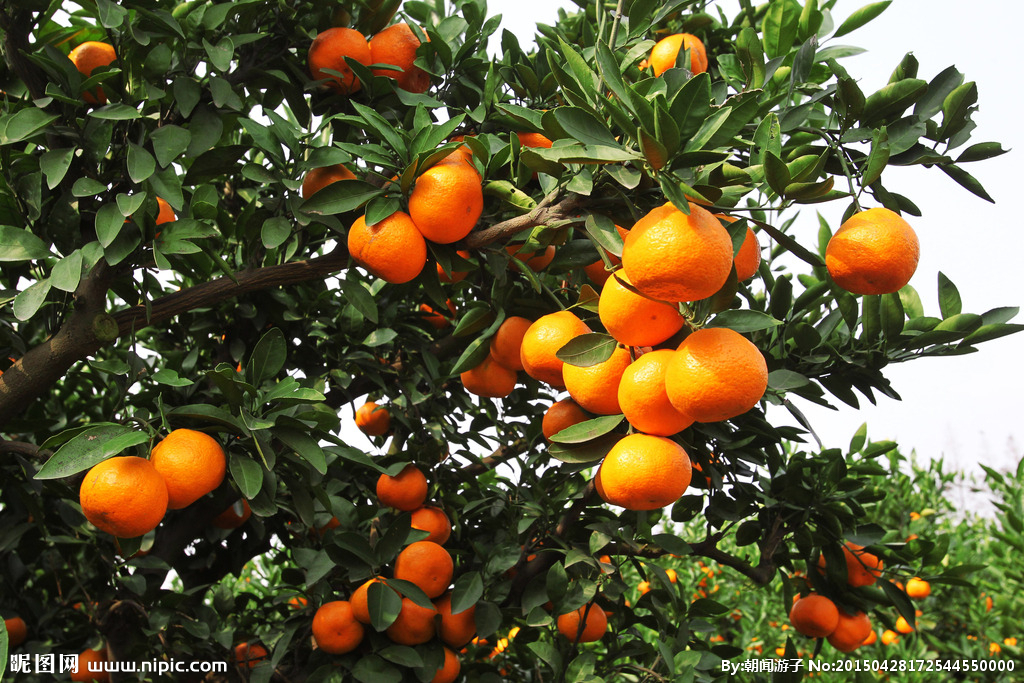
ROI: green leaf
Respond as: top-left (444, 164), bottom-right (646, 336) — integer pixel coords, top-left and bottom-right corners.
top-left (913, 65), bottom-right (964, 120)
top-left (35, 424), bottom-right (144, 479)
top-left (555, 333), bottom-right (617, 368)
top-left (169, 404), bottom-right (245, 432)
top-left (880, 291), bottom-right (905, 337)
top-left (340, 278), bottom-right (378, 325)
top-left (40, 148), bottom-right (75, 189)
top-left (862, 79), bottom-right (928, 126)
top-left (1, 109), bottom-right (59, 144)
top-left (247, 327), bottom-right (286, 384)
top-left (937, 272), bottom-right (962, 318)
top-left (13, 279), bottom-right (51, 321)
top-left (861, 127), bottom-right (890, 187)
top-left (377, 645), bottom-right (422, 668)
top-left (51, 251), bottom-right (84, 292)
top-left (548, 434), bottom-right (620, 464)
top-left (151, 368), bottom-right (193, 386)
top-left (88, 104), bottom-right (142, 120)
top-left (451, 571), bottom-right (484, 614)
top-left (127, 143), bottom-right (156, 184)
top-left (832, 1), bottom-right (892, 38)
top-left (229, 454), bottom-right (264, 499)
top-left (352, 655), bottom-right (402, 683)
top-left (527, 641), bottom-right (563, 672)
top-left (736, 27), bottom-right (766, 89)
top-left (275, 427), bottom-right (327, 474)
top-left (363, 328), bottom-right (398, 348)
top-left (261, 217), bottom-right (290, 249)
top-left (95, 203), bottom-right (124, 249)
top-left (72, 178), bottom-right (108, 197)
top-left (937, 81), bottom-right (978, 140)
top-left (761, 0), bottom-right (801, 58)
top-left (0, 226), bottom-right (52, 261)
top-left (708, 310), bottom-right (782, 333)
top-left (300, 180), bottom-right (381, 216)
top-left (96, 0), bottom-right (128, 28)
top-left (551, 107), bottom-right (618, 147)
top-left (938, 164), bottom-right (993, 203)
top-left (763, 152), bottom-right (791, 196)
top-left (768, 369), bottom-right (810, 390)
top-left (367, 580), bottom-right (403, 632)
top-left (956, 142), bottom-right (1009, 164)
top-left (150, 125), bottom-right (191, 167)
top-left (548, 415), bottom-right (623, 445)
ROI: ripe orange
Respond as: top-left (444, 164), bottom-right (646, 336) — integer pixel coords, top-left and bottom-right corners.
top-left (71, 646), bottom-right (109, 681)
top-left (827, 610), bottom-right (872, 653)
top-left (376, 464), bottom-right (428, 511)
top-left (348, 210), bottom-right (427, 284)
top-left (862, 629), bottom-right (878, 646)
top-left (507, 244), bottom-right (556, 272)
top-left (288, 596), bottom-right (309, 609)
top-left (68, 41), bottom-right (116, 104)
top-left (431, 646), bottom-right (461, 683)
top-left (150, 429), bottom-right (226, 510)
top-left (906, 577), bottom-right (931, 599)
top-left (435, 592), bottom-right (477, 648)
top-left (717, 215), bottom-right (761, 280)
top-left (618, 349), bottom-right (694, 436)
top-left (489, 316), bottom-right (533, 371)
top-left (880, 629), bottom-right (899, 645)
top-left (350, 576), bottom-right (394, 624)
top-left (621, 202), bottom-right (733, 302)
top-left (461, 354), bottom-right (517, 398)
top-left (4, 616), bottom-right (27, 647)
top-left (369, 23), bottom-right (430, 93)
top-left (649, 33), bottom-right (708, 76)
top-left (825, 207), bottom-right (920, 295)
top-left (598, 272), bottom-right (685, 346)
top-left (356, 401), bottom-right (391, 436)
top-left (155, 197), bottom-right (176, 225)
top-left (233, 642), bottom-right (268, 668)
top-left (386, 597), bottom-right (438, 645)
top-left (308, 27), bottom-right (372, 94)
top-left (789, 595), bottom-right (840, 638)
top-left (517, 132), bottom-right (553, 149)
top-left (212, 499), bottom-right (252, 529)
top-left (420, 300), bottom-right (456, 330)
top-left (411, 505), bottom-right (452, 545)
top-left (895, 615), bottom-right (914, 634)
top-left (556, 604), bottom-right (607, 643)
top-left (596, 434), bottom-right (691, 510)
top-left (519, 311), bottom-right (592, 387)
top-left (80, 456), bottom-right (168, 538)
top-left (408, 156), bottom-right (483, 244)
top-left (562, 345), bottom-right (632, 415)
top-left (542, 398), bottom-right (590, 441)
top-left (664, 327), bottom-right (768, 422)
top-left (312, 601), bottom-right (365, 654)
top-left (438, 250), bottom-right (471, 283)
top-left (302, 164), bottom-right (356, 199)
top-left (818, 543), bottom-right (883, 587)
top-left (394, 540), bottom-right (453, 598)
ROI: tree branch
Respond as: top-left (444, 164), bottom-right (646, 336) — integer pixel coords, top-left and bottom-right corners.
top-left (463, 193), bottom-right (585, 248)
top-left (462, 438), bottom-right (530, 477)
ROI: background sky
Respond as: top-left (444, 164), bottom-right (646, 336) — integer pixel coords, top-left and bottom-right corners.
top-left (480, 0), bottom-right (1024, 476)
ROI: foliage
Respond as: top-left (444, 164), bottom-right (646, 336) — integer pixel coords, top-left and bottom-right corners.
top-left (0, 0), bottom-right (1017, 681)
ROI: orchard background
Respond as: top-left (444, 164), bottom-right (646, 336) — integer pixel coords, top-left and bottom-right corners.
top-left (1, 0), bottom-right (1022, 681)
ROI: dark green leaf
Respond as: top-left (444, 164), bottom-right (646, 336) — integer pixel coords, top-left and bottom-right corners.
top-left (913, 65), bottom-right (963, 120)
top-left (367, 580), bottom-right (403, 632)
top-left (556, 333), bottom-right (617, 368)
top-left (95, 203), bottom-right (124, 248)
top-left (0, 226), bottom-right (51, 261)
top-left (229, 454), bottom-right (264, 499)
top-left (552, 107), bottom-right (618, 147)
top-left (548, 434), bottom-right (621, 464)
top-left (150, 125), bottom-right (191, 167)
top-left (247, 327), bottom-right (286, 384)
top-left (35, 424), bottom-right (145, 480)
top-left (937, 81), bottom-right (978, 140)
top-left (352, 655), bottom-right (401, 683)
top-left (1, 109), bottom-right (59, 144)
top-left (276, 427), bottom-right (327, 474)
top-left (708, 310), bottom-right (782, 333)
top-left (451, 571), bottom-right (484, 614)
top-left (761, 0), bottom-right (801, 59)
top-left (51, 251), bottom-right (84, 292)
top-left (956, 142), bottom-right (1009, 164)
top-left (862, 79), bottom-right (928, 126)
top-left (938, 164), bottom-right (993, 203)
top-left (937, 272), bottom-right (962, 319)
top-left (40, 148), bottom-right (75, 189)
top-left (300, 179), bottom-right (381, 216)
top-left (88, 104), bottom-right (141, 120)
top-left (261, 217), bottom-right (290, 249)
top-left (13, 279), bottom-right (51, 321)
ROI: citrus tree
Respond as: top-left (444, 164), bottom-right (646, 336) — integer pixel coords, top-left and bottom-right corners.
top-left (0, 0), bottom-right (1018, 681)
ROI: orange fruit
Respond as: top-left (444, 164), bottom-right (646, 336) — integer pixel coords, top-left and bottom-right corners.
top-left (394, 540), bottom-right (453, 598)
top-left (348, 210), bottom-right (427, 284)
top-left (212, 499), bottom-right (252, 529)
top-left (880, 629), bottom-right (899, 645)
top-left (789, 595), bottom-right (840, 638)
top-left (556, 604), bottom-right (607, 643)
top-left (435, 592), bottom-right (477, 648)
top-left (150, 428), bottom-right (226, 510)
top-left (598, 272), bottom-right (685, 346)
top-left (825, 207), bottom-right (920, 295)
top-left (906, 577), bottom-right (931, 599)
top-left (583, 224), bottom-right (629, 287)
top-left (617, 349), bottom-right (694, 436)
top-left (461, 354), bottom-right (517, 398)
top-left (386, 597), bottom-right (438, 645)
top-left (4, 616), bottom-right (27, 647)
top-left (376, 464), bottom-right (428, 511)
top-left (355, 401), bottom-right (391, 436)
top-left (664, 327), bottom-right (768, 422)
top-left (895, 615), bottom-right (914, 634)
top-left (233, 642), bottom-right (268, 668)
top-left (542, 398), bottom-right (590, 441)
top-left (827, 610), bottom-right (872, 653)
top-left (431, 646), bottom-right (461, 683)
top-left (562, 345), bottom-right (632, 415)
top-left (71, 646), bottom-right (109, 681)
top-left (80, 456), bottom-right (168, 538)
top-left (596, 434), bottom-right (691, 510)
top-left (312, 600), bottom-right (365, 654)
top-left (369, 23), bottom-right (430, 93)
top-left (411, 505), bottom-right (452, 545)
top-left (519, 311), bottom-right (592, 387)
top-left (155, 197), bottom-right (176, 225)
top-left (350, 577), bottom-right (394, 624)
top-left (621, 202), bottom-right (733, 302)
top-left (288, 596), bottom-right (309, 609)
top-left (862, 629), bottom-right (878, 646)
top-left (302, 164), bottom-right (356, 199)
top-left (408, 156), bottom-right (483, 244)
top-left (507, 244), bottom-right (556, 272)
top-left (438, 250), bottom-right (471, 283)
top-left (490, 316), bottom-right (533, 371)
top-left (68, 41), bottom-right (116, 104)
top-left (308, 27), bottom-right (372, 94)
top-left (818, 542), bottom-right (883, 587)
top-left (421, 300), bottom-right (456, 330)
top-left (517, 132), bottom-right (553, 148)
top-left (717, 215), bottom-right (761, 281)
top-left (649, 33), bottom-right (708, 76)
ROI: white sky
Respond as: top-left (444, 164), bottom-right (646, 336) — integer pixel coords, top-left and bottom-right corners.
top-left (482, 0), bottom-right (1024, 473)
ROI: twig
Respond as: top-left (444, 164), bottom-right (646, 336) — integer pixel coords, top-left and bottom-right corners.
top-left (463, 193), bottom-right (585, 248)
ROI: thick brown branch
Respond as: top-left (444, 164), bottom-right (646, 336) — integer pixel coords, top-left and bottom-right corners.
top-left (463, 193), bottom-right (585, 248)
top-left (0, 439), bottom-right (49, 460)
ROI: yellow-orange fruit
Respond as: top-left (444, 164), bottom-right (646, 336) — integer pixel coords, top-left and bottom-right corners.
top-left (212, 499), bottom-right (252, 529)
top-left (308, 27), bottom-right (371, 94)
top-left (71, 647), bottom-right (110, 681)
top-left (664, 327), bottom-right (768, 422)
top-left (519, 311), bottom-right (591, 387)
top-left (598, 272), bottom-right (685, 346)
top-left (150, 429), bottom-right (227, 510)
top-left (556, 604), bottom-right (607, 643)
top-left (312, 601), bottom-right (365, 654)
top-left (789, 595), bottom-right (840, 638)
top-left (827, 610), bottom-right (872, 653)
top-left (347, 211), bottom-right (427, 284)
top-left (596, 434), bottom-right (691, 510)
top-left (4, 617), bottom-right (27, 647)
top-left (489, 316), bottom-right (533, 371)
top-left (369, 23), bottom-right (430, 93)
top-left (562, 345), bottom-right (632, 415)
top-left (411, 505), bottom-right (452, 545)
top-left (825, 207), bottom-right (920, 295)
top-left (79, 456), bottom-right (168, 538)
top-left (356, 401), bottom-right (391, 436)
top-left (394, 540), bottom-right (453, 598)
top-left (617, 349), bottom-right (694, 436)
top-left (649, 33), bottom-right (708, 76)
top-left (542, 398), bottom-right (590, 442)
top-left (430, 646), bottom-right (461, 683)
top-left (376, 464), bottom-right (428, 511)
top-left (906, 577), bottom-right (931, 599)
top-left (302, 164), bottom-right (356, 199)
top-left (386, 597), bottom-right (438, 645)
top-left (461, 354), bottom-right (517, 398)
top-left (408, 157), bottom-right (483, 244)
top-left (435, 592), bottom-right (477, 648)
top-left (68, 41), bottom-right (116, 104)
